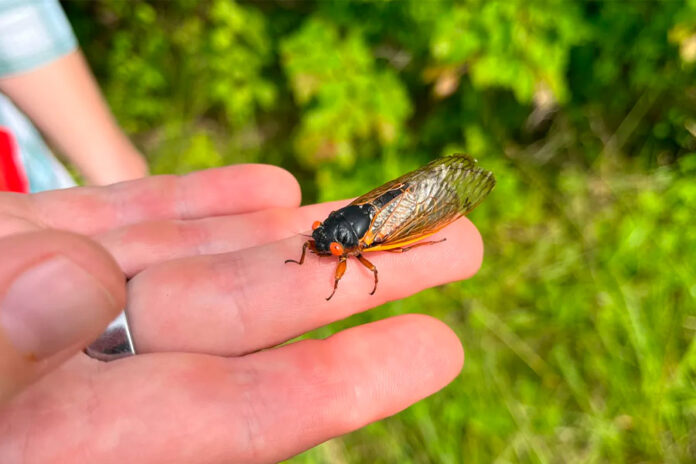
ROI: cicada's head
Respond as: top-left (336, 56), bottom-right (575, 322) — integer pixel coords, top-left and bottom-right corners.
top-left (310, 212), bottom-right (358, 257)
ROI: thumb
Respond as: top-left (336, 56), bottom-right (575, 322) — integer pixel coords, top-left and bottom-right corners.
top-left (0, 230), bottom-right (125, 403)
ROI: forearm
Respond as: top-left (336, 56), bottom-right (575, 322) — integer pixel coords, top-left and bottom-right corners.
top-left (0, 51), bottom-right (148, 185)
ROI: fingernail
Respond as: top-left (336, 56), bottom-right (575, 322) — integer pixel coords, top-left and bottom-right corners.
top-left (0, 256), bottom-right (116, 359)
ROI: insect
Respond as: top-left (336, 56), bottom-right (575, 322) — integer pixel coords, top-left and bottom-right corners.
top-left (285, 154), bottom-right (495, 300)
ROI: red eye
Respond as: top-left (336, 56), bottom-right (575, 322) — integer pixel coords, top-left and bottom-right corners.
top-left (330, 242), bottom-right (344, 256)
top-left (312, 221), bottom-right (322, 230)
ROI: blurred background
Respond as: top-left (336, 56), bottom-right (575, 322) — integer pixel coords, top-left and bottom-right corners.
top-left (62, 1), bottom-right (696, 462)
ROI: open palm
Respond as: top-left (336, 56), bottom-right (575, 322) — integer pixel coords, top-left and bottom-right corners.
top-left (0, 165), bottom-right (482, 463)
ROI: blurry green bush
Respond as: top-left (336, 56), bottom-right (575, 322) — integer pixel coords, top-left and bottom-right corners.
top-left (64, 0), bottom-right (696, 462)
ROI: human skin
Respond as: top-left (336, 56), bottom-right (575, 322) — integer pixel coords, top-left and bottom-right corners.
top-left (0, 51), bottom-right (148, 185)
top-left (0, 165), bottom-right (482, 463)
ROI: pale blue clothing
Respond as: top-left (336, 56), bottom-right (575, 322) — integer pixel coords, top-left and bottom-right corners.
top-left (0, 0), bottom-right (77, 192)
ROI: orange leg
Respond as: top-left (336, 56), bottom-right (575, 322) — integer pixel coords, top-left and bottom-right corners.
top-left (326, 256), bottom-right (347, 301)
top-left (285, 240), bottom-right (315, 265)
top-left (384, 238), bottom-right (446, 253)
top-left (356, 254), bottom-right (379, 295)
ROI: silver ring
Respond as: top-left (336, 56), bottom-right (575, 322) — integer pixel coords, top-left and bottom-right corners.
top-left (84, 310), bottom-right (136, 362)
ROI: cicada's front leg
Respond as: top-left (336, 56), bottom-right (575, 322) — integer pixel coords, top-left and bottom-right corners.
top-left (284, 240), bottom-right (317, 265)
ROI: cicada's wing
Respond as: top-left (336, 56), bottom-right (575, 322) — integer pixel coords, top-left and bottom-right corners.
top-left (356, 154), bottom-right (495, 249)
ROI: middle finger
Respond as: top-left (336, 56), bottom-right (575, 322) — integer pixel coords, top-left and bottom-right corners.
top-left (96, 200), bottom-right (348, 276)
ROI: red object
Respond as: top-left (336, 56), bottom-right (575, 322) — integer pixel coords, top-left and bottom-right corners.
top-left (0, 127), bottom-right (28, 193)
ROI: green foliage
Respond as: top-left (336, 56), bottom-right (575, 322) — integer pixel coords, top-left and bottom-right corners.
top-left (99, 0), bottom-right (274, 130)
top-left (63, 0), bottom-right (696, 461)
top-left (66, 0), bottom-right (276, 172)
top-left (430, 0), bottom-right (586, 103)
top-left (281, 18), bottom-right (411, 168)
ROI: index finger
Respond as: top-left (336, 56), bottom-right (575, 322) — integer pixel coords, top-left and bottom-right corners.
top-left (0, 164), bottom-right (300, 236)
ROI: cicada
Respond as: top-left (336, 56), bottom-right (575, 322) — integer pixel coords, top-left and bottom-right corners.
top-left (285, 154), bottom-right (495, 300)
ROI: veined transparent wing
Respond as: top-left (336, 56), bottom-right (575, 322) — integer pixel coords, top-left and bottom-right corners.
top-left (353, 155), bottom-right (495, 248)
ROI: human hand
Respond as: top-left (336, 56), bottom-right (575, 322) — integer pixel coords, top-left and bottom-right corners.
top-left (0, 165), bottom-right (482, 463)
